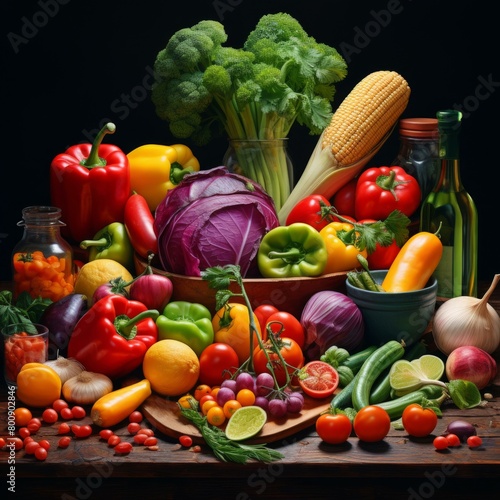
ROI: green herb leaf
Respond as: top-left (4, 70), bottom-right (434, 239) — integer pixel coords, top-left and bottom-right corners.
top-left (446, 380), bottom-right (482, 409)
top-left (0, 290), bottom-right (52, 331)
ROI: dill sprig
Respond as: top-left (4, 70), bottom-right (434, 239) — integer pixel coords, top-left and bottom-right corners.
top-left (179, 407), bottom-right (284, 464)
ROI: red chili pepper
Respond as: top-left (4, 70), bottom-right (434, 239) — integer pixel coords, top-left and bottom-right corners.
top-left (67, 294), bottom-right (159, 379)
top-left (124, 193), bottom-right (158, 259)
top-left (354, 166), bottom-right (421, 221)
top-left (50, 123), bottom-right (131, 243)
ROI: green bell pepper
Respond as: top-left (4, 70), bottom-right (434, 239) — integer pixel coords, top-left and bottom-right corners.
top-left (80, 222), bottom-right (134, 272)
top-left (156, 301), bottom-right (214, 357)
top-left (257, 223), bottom-right (328, 278)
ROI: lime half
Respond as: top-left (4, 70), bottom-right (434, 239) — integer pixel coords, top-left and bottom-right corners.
top-left (225, 406), bottom-right (267, 441)
top-left (390, 354), bottom-right (445, 394)
top-left (411, 355), bottom-right (445, 381)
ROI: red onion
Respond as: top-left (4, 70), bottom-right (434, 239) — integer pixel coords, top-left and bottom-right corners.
top-left (300, 291), bottom-right (364, 360)
top-left (444, 420), bottom-right (477, 443)
top-left (129, 273), bottom-right (173, 312)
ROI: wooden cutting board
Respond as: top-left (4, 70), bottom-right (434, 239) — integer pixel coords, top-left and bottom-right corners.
top-left (142, 393), bottom-right (332, 445)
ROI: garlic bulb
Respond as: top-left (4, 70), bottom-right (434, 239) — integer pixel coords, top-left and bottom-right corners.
top-left (44, 356), bottom-right (85, 384)
top-left (62, 371), bottom-right (113, 405)
top-left (432, 274), bottom-right (500, 355)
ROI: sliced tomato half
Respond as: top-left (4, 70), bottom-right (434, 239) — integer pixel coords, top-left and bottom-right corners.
top-left (298, 361), bottom-right (339, 399)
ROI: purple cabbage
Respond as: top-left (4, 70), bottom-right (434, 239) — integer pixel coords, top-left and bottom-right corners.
top-left (154, 167), bottom-right (280, 277)
top-left (300, 290), bottom-right (365, 360)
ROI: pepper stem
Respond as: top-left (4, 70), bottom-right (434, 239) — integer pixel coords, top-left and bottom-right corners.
top-left (267, 247), bottom-right (302, 262)
top-left (114, 310), bottom-right (160, 340)
top-left (81, 123), bottom-right (116, 169)
top-left (80, 237), bottom-right (109, 250)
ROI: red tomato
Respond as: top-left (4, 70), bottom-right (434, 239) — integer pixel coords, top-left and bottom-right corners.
top-left (316, 412), bottom-right (352, 444)
top-left (353, 406), bottom-right (391, 442)
top-left (401, 403), bottom-right (438, 438)
top-left (266, 311), bottom-right (305, 349)
top-left (331, 178), bottom-right (357, 218)
top-left (254, 304), bottom-right (279, 334)
top-left (358, 218), bottom-right (402, 270)
top-left (253, 337), bottom-right (304, 387)
top-left (198, 343), bottom-right (240, 387)
top-left (298, 361), bottom-right (339, 399)
top-left (285, 194), bottom-right (335, 231)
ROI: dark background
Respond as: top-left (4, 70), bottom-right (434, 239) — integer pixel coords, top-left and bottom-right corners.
top-left (1, 0), bottom-right (497, 282)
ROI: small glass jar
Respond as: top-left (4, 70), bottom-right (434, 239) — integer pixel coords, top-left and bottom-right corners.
top-left (12, 206), bottom-right (75, 302)
top-left (392, 118), bottom-right (439, 201)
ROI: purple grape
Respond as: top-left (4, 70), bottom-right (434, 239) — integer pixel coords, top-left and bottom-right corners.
top-left (216, 387), bottom-right (235, 406)
top-left (254, 396), bottom-right (269, 412)
top-left (268, 398), bottom-right (287, 418)
top-left (286, 395), bottom-right (304, 414)
top-left (220, 379), bottom-right (237, 392)
top-left (235, 372), bottom-right (256, 393)
top-left (255, 372), bottom-right (275, 396)
top-left (287, 391), bottom-right (305, 404)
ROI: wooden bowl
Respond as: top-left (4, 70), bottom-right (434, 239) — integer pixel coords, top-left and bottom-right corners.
top-left (134, 254), bottom-right (347, 317)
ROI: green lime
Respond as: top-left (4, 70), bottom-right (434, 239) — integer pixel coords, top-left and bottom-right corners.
top-left (411, 354), bottom-right (445, 381)
top-left (389, 359), bottom-right (423, 392)
top-left (225, 406), bottom-right (267, 441)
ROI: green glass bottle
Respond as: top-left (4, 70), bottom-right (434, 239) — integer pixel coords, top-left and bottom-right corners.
top-left (419, 110), bottom-right (478, 298)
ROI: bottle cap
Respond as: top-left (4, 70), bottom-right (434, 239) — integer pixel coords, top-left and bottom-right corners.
top-left (399, 118), bottom-right (438, 138)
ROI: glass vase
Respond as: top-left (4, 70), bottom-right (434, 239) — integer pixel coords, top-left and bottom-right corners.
top-left (223, 138), bottom-right (294, 212)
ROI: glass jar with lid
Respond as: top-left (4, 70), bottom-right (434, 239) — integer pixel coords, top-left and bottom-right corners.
top-left (392, 118), bottom-right (440, 200)
top-left (12, 206), bottom-right (75, 302)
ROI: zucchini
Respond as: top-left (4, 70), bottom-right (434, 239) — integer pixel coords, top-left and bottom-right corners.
top-left (342, 345), bottom-right (378, 374)
top-left (375, 384), bottom-right (444, 420)
top-left (330, 372), bottom-right (360, 410)
top-left (351, 340), bottom-right (405, 411)
top-left (369, 340), bottom-right (427, 404)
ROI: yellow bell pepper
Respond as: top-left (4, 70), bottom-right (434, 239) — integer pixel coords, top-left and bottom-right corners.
top-left (127, 144), bottom-right (200, 212)
top-left (319, 221), bottom-right (368, 274)
top-left (16, 362), bottom-right (62, 407)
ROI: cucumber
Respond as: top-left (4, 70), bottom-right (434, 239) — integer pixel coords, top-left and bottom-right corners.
top-left (369, 341), bottom-right (427, 404)
top-left (375, 384), bottom-right (444, 420)
top-left (342, 345), bottom-right (378, 374)
top-left (351, 340), bottom-right (405, 411)
top-left (330, 372), bottom-right (360, 410)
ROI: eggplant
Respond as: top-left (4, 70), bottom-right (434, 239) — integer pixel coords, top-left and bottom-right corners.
top-left (40, 293), bottom-right (87, 359)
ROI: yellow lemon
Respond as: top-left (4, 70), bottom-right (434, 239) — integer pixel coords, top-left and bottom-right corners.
top-left (143, 339), bottom-right (200, 397)
top-left (74, 258), bottom-right (134, 306)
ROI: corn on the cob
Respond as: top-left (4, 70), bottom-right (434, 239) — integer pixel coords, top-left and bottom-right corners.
top-left (278, 70), bottom-right (411, 224)
top-left (322, 71), bottom-right (411, 166)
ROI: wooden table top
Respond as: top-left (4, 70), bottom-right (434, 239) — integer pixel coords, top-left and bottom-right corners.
top-left (1, 280), bottom-right (499, 499)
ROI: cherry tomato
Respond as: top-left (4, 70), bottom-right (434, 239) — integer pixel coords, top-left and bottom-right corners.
top-left (194, 384), bottom-right (212, 401)
top-left (34, 446), bottom-right (48, 461)
top-left (42, 408), bottom-right (59, 424)
top-left (133, 433), bottom-right (148, 445)
top-left (127, 422), bottom-right (142, 434)
top-left (316, 412), bottom-right (352, 444)
top-left (143, 436), bottom-right (158, 447)
top-left (401, 403), bottom-right (438, 438)
top-left (57, 423), bottom-right (71, 435)
top-left (18, 427), bottom-right (30, 439)
top-left (353, 406), bottom-right (391, 442)
top-left (446, 433), bottom-right (461, 447)
top-left (265, 311), bottom-right (305, 349)
top-left (467, 435), bottom-right (483, 448)
top-left (38, 439), bottom-right (51, 450)
top-left (298, 361), bottom-right (339, 399)
top-left (206, 406), bottom-right (226, 426)
top-left (114, 442), bottom-right (133, 455)
top-left (285, 194), bottom-right (335, 231)
top-left (14, 408), bottom-right (33, 427)
top-left (331, 178), bottom-right (357, 218)
top-left (58, 436), bottom-right (72, 448)
top-left (52, 399), bottom-right (69, 413)
top-left (223, 399), bottom-right (242, 419)
top-left (7, 437), bottom-right (24, 451)
top-left (24, 440), bottom-right (40, 454)
top-left (178, 394), bottom-right (197, 409)
top-left (253, 337), bottom-right (304, 387)
top-left (179, 435), bottom-right (193, 447)
top-left (254, 304), bottom-right (279, 333)
top-left (433, 436), bottom-right (449, 450)
top-left (71, 406), bottom-right (86, 419)
top-left (128, 411), bottom-right (143, 423)
top-left (198, 342), bottom-right (240, 387)
top-left (60, 407), bottom-right (73, 420)
top-left (27, 418), bottom-right (41, 433)
top-left (236, 388), bottom-right (256, 407)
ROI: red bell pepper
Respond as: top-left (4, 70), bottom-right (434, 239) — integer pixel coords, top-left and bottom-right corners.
top-left (354, 166), bottom-right (421, 221)
top-left (67, 294), bottom-right (159, 379)
top-left (50, 123), bottom-right (131, 243)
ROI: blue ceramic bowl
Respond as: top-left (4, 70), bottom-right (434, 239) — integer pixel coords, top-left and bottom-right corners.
top-left (345, 270), bottom-right (438, 347)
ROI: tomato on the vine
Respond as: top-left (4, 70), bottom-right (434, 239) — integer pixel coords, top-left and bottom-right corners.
top-left (285, 194), bottom-right (335, 231)
top-left (265, 311), bottom-right (305, 349)
top-left (316, 412), bottom-right (352, 444)
top-left (401, 403), bottom-right (438, 438)
top-left (254, 304), bottom-right (279, 333)
top-left (353, 406), bottom-right (391, 442)
top-left (253, 337), bottom-right (304, 387)
top-left (198, 342), bottom-right (240, 387)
